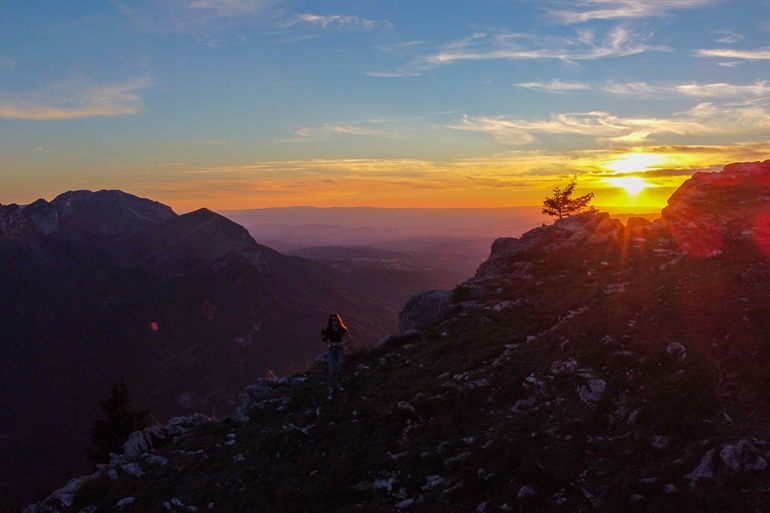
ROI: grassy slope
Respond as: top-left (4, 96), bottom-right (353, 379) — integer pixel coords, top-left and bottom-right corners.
top-left (60, 217), bottom-right (770, 513)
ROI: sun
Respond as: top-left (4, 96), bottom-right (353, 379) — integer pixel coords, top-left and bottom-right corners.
top-left (604, 153), bottom-right (664, 174)
top-left (604, 176), bottom-right (651, 195)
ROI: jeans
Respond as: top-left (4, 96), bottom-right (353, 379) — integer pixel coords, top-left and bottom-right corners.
top-left (327, 345), bottom-right (344, 388)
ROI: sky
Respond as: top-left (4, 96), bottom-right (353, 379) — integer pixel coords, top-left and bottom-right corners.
top-left (1, 0), bottom-right (770, 213)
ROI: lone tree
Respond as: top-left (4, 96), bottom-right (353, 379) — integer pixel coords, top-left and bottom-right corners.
top-left (542, 177), bottom-right (596, 219)
top-left (88, 377), bottom-right (147, 463)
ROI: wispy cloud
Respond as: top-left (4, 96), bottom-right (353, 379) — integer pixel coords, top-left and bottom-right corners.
top-left (547, 0), bottom-right (713, 24)
top-left (422, 26), bottom-right (666, 66)
top-left (515, 79), bottom-right (590, 92)
top-left (0, 56), bottom-right (14, 67)
top-left (0, 75), bottom-right (150, 120)
top-left (117, 0), bottom-right (276, 45)
top-left (291, 14), bottom-right (389, 30)
top-left (277, 123), bottom-right (400, 142)
top-left (675, 81), bottom-right (770, 97)
top-left (714, 30), bottom-right (744, 44)
top-left (447, 100), bottom-right (770, 145)
top-left (695, 47), bottom-right (770, 60)
top-left (604, 80), bottom-right (770, 99)
top-left (364, 70), bottom-right (421, 78)
top-left (603, 81), bottom-right (660, 97)
top-left (154, 138), bottom-right (235, 147)
top-left (128, 140), bottom-right (770, 210)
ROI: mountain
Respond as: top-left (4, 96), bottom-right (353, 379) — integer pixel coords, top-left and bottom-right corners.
top-left (25, 159), bottom-right (770, 512)
top-left (0, 191), bottom-right (397, 508)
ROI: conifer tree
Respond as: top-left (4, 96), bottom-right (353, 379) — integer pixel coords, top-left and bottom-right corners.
top-left (88, 377), bottom-right (147, 463)
top-left (542, 177), bottom-right (596, 219)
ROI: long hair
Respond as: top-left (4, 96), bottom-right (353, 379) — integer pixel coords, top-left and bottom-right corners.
top-left (325, 313), bottom-right (348, 333)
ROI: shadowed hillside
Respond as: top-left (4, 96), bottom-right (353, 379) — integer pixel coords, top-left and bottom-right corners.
top-left (0, 192), bottom-right (400, 508)
top-left (27, 160), bottom-right (770, 512)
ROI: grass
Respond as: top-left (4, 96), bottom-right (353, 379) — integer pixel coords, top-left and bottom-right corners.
top-left (49, 217), bottom-right (770, 512)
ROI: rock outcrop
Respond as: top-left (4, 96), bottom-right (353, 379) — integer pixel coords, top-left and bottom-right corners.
top-left (398, 290), bottom-right (450, 334)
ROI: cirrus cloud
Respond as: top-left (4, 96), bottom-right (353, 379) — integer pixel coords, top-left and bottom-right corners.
top-left (547, 0), bottom-right (714, 24)
top-left (291, 14), bottom-right (389, 30)
top-left (422, 26), bottom-right (667, 67)
top-left (0, 75), bottom-right (150, 120)
top-left (695, 47), bottom-right (770, 60)
top-left (447, 100), bottom-right (770, 146)
top-left (515, 79), bottom-right (590, 92)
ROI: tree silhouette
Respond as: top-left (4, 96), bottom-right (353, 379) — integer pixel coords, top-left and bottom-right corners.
top-left (542, 178), bottom-right (596, 219)
top-left (88, 378), bottom-right (147, 463)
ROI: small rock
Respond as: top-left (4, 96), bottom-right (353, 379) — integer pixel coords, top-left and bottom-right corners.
top-left (666, 342), bottom-right (687, 362)
top-left (578, 379), bottom-right (606, 404)
top-left (468, 379), bottom-right (491, 389)
top-left (394, 497), bottom-right (414, 509)
top-left (120, 462), bottom-right (144, 477)
top-left (686, 449), bottom-right (716, 486)
top-left (396, 402), bottom-right (417, 414)
top-left (516, 486), bottom-right (537, 499)
top-left (511, 397), bottom-right (536, 413)
top-left (664, 484), bottom-right (680, 493)
top-left (550, 359), bottom-right (578, 375)
top-left (422, 475), bottom-right (445, 491)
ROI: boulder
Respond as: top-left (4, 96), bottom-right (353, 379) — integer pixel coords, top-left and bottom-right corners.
top-left (398, 290), bottom-right (450, 334)
top-left (666, 342), bottom-right (686, 362)
top-left (720, 440), bottom-right (768, 472)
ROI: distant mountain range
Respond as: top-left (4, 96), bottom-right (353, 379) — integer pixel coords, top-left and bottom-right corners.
top-left (23, 160), bottom-right (770, 513)
top-left (0, 191), bottom-right (428, 507)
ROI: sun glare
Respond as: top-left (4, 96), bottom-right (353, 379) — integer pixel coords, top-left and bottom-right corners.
top-left (604, 153), bottom-right (664, 174)
top-left (605, 176), bottom-right (651, 195)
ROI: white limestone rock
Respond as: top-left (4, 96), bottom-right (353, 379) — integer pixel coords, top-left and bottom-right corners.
top-left (550, 359), bottom-right (578, 375)
top-left (578, 379), bottom-right (606, 404)
top-left (115, 497), bottom-right (136, 508)
top-left (720, 440), bottom-right (768, 472)
top-left (666, 342), bottom-right (687, 362)
top-left (516, 486), bottom-right (537, 499)
top-left (686, 449), bottom-right (716, 486)
top-left (398, 290), bottom-right (450, 334)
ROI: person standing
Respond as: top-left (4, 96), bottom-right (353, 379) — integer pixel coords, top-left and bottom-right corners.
top-left (322, 313), bottom-right (353, 399)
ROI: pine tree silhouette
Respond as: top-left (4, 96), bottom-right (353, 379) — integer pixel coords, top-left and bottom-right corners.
top-left (88, 377), bottom-right (147, 463)
top-left (542, 177), bottom-right (596, 219)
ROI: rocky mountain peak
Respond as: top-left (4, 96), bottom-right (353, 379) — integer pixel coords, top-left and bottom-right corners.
top-left (137, 207), bottom-right (267, 275)
top-left (47, 189), bottom-right (177, 236)
top-left (1, 189), bottom-right (177, 241)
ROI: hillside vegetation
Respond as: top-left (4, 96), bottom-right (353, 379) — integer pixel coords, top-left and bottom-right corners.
top-left (27, 160), bottom-right (770, 513)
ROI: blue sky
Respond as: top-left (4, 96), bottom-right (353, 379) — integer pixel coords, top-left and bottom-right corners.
top-left (2, 0), bottom-right (770, 211)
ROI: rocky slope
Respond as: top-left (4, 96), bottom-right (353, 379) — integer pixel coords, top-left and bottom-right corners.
top-left (24, 160), bottom-right (770, 512)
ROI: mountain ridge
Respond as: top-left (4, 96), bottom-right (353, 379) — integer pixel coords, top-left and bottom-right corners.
top-left (24, 159), bottom-right (770, 512)
top-left (0, 191), bottom-right (404, 508)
